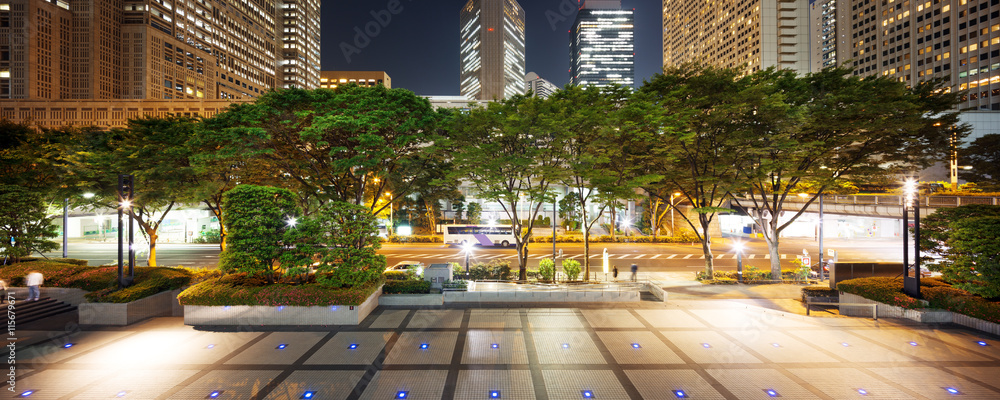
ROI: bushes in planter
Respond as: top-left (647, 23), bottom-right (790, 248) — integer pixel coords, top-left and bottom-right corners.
top-left (382, 279), bottom-right (431, 294)
top-left (457, 260), bottom-right (511, 281)
top-left (0, 262), bottom-right (195, 302)
top-left (384, 234), bottom-right (442, 243)
top-left (697, 267), bottom-right (810, 283)
top-left (538, 258), bottom-right (555, 281)
top-left (85, 268), bottom-right (191, 303)
top-left (177, 280), bottom-right (381, 306)
top-left (562, 259), bottom-right (582, 281)
top-left (922, 286), bottom-right (1000, 324)
top-left (836, 277), bottom-right (922, 309)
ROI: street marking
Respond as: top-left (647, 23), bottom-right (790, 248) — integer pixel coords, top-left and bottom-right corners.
top-left (566, 255), bottom-right (581, 259)
top-left (716, 254), bottom-right (726, 259)
top-left (650, 254), bottom-right (663, 259)
top-left (699, 255), bottom-right (706, 259)
top-left (765, 254), bottom-right (771, 259)
top-left (749, 254), bottom-right (756, 259)
top-left (589, 255), bottom-right (602, 258)
top-left (667, 254), bottom-right (677, 259)
top-left (781, 254), bottom-right (787, 259)
top-left (530, 254), bottom-right (548, 259)
top-left (683, 254), bottom-right (693, 259)
top-left (633, 254), bottom-right (646, 259)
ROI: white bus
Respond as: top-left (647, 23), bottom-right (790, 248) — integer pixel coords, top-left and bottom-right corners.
top-left (442, 225), bottom-right (516, 247)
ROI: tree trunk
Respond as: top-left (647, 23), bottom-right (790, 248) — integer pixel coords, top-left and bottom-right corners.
top-left (517, 239), bottom-right (528, 280)
top-left (583, 229), bottom-right (591, 281)
top-left (148, 230), bottom-right (158, 267)
top-left (766, 221), bottom-right (782, 279)
top-left (700, 236), bottom-right (714, 277)
top-left (610, 205), bottom-right (617, 241)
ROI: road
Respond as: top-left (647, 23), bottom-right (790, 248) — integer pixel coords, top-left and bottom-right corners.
top-left (37, 237), bottom-right (905, 272)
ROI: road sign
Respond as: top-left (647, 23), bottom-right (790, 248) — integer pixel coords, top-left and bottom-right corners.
top-left (802, 257), bottom-right (811, 266)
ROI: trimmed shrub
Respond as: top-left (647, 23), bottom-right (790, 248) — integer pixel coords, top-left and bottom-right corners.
top-left (177, 280), bottom-right (382, 306)
top-left (538, 258), bottom-right (555, 281)
top-left (922, 286), bottom-right (1000, 324)
top-left (562, 259), bottom-right (582, 281)
top-left (17, 257), bottom-right (89, 266)
top-left (218, 185), bottom-right (299, 275)
top-left (384, 234), bottom-right (443, 243)
top-left (458, 260), bottom-right (511, 281)
top-left (382, 270), bottom-right (414, 281)
top-left (837, 277), bottom-right (922, 309)
top-left (801, 286), bottom-right (838, 298)
top-left (382, 279), bottom-right (431, 294)
top-left (85, 268), bottom-right (191, 303)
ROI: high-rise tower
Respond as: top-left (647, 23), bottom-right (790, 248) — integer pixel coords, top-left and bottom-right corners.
top-left (571, 0), bottom-right (634, 87)
top-left (459, 0), bottom-right (526, 101)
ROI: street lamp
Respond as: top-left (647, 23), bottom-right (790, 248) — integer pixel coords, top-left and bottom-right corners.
top-left (463, 241), bottom-right (473, 278)
top-left (286, 217), bottom-right (298, 228)
top-left (902, 178), bottom-right (921, 298)
top-left (117, 175), bottom-right (135, 289)
top-left (733, 241), bottom-right (745, 283)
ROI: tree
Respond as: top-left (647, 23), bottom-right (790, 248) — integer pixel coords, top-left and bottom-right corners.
top-left (62, 117), bottom-right (200, 266)
top-left (0, 185), bottom-right (59, 263)
top-left (637, 65), bottom-right (755, 276)
top-left (961, 133), bottom-right (1000, 190)
top-left (0, 120), bottom-right (68, 199)
top-left (449, 94), bottom-right (568, 279)
top-left (218, 185), bottom-right (299, 280)
top-left (466, 202), bottom-right (482, 224)
top-left (552, 85), bottom-right (650, 279)
top-left (205, 86), bottom-right (448, 216)
top-left (732, 67), bottom-right (966, 279)
top-left (282, 201), bottom-right (386, 288)
top-left (944, 216), bottom-right (1000, 298)
top-left (919, 204), bottom-right (1000, 257)
top-left (558, 194), bottom-right (580, 229)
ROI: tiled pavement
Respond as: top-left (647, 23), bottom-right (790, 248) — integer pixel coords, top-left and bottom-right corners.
top-left (8, 301), bottom-right (1000, 400)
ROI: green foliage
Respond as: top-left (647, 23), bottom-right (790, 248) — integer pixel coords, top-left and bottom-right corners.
top-left (0, 261), bottom-right (193, 303)
top-left (382, 279), bottom-right (431, 294)
top-left (922, 286), bottom-right (1000, 324)
top-left (696, 267), bottom-right (812, 283)
top-left (960, 133), bottom-right (1000, 188)
top-left (836, 277), bottom-right (923, 309)
top-left (919, 205), bottom-right (1000, 297)
top-left (466, 202), bottom-right (482, 224)
top-left (442, 279), bottom-right (468, 290)
top-left (538, 258), bottom-right (555, 281)
top-left (282, 201), bottom-right (386, 288)
top-left (85, 268), bottom-right (191, 303)
top-left (16, 257), bottom-right (89, 266)
top-left (218, 185), bottom-right (298, 276)
top-left (383, 234), bottom-right (443, 243)
top-left (0, 185), bottom-right (59, 263)
top-left (382, 270), bottom-right (415, 281)
top-left (177, 280), bottom-right (382, 306)
top-left (456, 260), bottom-right (511, 281)
top-left (561, 259), bottom-right (582, 281)
top-left (801, 286), bottom-right (838, 298)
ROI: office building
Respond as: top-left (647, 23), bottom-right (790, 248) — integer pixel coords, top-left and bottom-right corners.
top-left (661, 0), bottom-right (811, 74)
top-left (810, 0), bottom-right (843, 72)
top-left (280, 0), bottom-right (322, 90)
top-left (459, 0), bottom-right (526, 100)
top-left (571, 0), bottom-right (635, 87)
top-left (525, 72), bottom-right (559, 98)
top-left (0, 0), bottom-right (320, 105)
top-left (320, 71), bottom-right (392, 89)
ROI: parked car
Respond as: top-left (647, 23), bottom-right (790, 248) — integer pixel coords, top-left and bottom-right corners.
top-left (387, 261), bottom-right (425, 276)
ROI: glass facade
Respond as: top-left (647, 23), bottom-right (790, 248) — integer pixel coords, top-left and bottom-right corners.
top-left (571, 6), bottom-right (635, 88)
top-left (460, 0), bottom-right (526, 100)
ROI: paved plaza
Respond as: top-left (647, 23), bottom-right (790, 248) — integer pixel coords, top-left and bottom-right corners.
top-left (8, 301), bottom-right (1000, 399)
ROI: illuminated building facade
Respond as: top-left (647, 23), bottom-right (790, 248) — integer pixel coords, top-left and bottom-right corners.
top-left (0, 0), bottom-right (319, 104)
top-left (661, 0), bottom-right (810, 74)
top-left (319, 71), bottom-right (391, 89)
top-left (459, 0), bottom-right (526, 100)
top-left (810, 0), bottom-right (843, 72)
top-left (525, 72), bottom-right (559, 98)
top-left (571, 0), bottom-right (635, 87)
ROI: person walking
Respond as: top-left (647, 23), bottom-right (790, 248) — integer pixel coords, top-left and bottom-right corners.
top-left (630, 264), bottom-right (638, 282)
top-left (26, 271), bottom-right (43, 301)
top-left (612, 266), bottom-right (618, 281)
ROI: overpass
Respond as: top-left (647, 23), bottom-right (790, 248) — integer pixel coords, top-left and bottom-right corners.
top-left (732, 194), bottom-right (1000, 219)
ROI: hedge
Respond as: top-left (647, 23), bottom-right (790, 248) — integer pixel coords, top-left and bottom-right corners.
top-left (85, 268), bottom-right (192, 303)
top-left (922, 286), bottom-right (1000, 324)
top-left (837, 277), bottom-right (1000, 323)
top-left (177, 280), bottom-right (382, 306)
top-left (801, 286), bottom-right (839, 298)
top-left (384, 234), bottom-right (443, 243)
top-left (697, 268), bottom-right (812, 283)
top-left (15, 257), bottom-right (89, 266)
top-left (382, 279), bottom-right (431, 294)
top-left (836, 277), bottom-right (923, 309)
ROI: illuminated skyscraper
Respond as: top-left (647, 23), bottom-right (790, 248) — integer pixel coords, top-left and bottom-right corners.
top-left (459, 0), bottom-right (526, 100)
top-left (571, 0), bottom-right (634, 87)
top-left (0, 0), bottom-right (320, 101)
top-left (525, 72), bottom-right (559, 98)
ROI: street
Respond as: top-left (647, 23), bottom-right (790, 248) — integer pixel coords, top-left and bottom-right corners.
top-left (38, 237), bottom-right (906, 271)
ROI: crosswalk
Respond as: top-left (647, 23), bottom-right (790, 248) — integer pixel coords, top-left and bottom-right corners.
top-left (385, 252), bottom-right (796, 261)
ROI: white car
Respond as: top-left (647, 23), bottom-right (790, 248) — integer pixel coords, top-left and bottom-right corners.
top-left (387, 261), bottom-right (424, 276)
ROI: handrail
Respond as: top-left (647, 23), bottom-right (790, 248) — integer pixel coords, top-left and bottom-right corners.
top-left (734, 194), bottom-right (999, 208)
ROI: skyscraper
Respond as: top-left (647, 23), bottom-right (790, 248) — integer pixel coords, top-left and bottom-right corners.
top-left (0, 0), bottom-right (320, 102)
top-left (525, 72), bottom-right (559, 98)
top-left (571, 0), bottom-right (635, 87)
top-left (661, 0), bottom-right (811, 74)
top-left (459, 0), bottom-right (526, 101)
top-left (809, 0), bottom-right (842, 72)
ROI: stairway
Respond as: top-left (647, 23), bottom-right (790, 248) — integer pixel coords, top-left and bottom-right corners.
top-left (10, 297), bottom-right (77, 326)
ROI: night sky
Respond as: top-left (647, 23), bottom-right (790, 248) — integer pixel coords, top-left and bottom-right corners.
top-left (321, 0), bottom-right (663, 95)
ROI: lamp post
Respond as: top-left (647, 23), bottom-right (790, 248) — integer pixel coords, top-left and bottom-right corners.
top-left (117, 175), bottom-right (135, 289)
top-left (463, 242), bottom-right (473, 278)
top-left (902, 178), bottom-right (921, 298)
top-left (733, 241), bottom-right (745, 283)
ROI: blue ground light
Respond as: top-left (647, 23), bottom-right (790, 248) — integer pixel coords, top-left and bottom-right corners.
top-left (62, 343), bottom-right (74, 349)
top-left (276, 344), bottom-right (288, 350)
top-left (396, 391), bottom-right (408, 398)
top-left (581, 389), bottom-right (594, 398)
top-left (771, 343), bottom-right (781, 347)
top-left (562, 343), bottom-right (571, 349)
top-left (205, 344), bottom-right (215, 349)
top-left (977, 341), bottom-right (988, 346)
top-left (348, 343), bottom-right (359, 349)
top-left (491, 343), bottom-right (499, 349)
top-left (857, 388), bottom-right (869, 395)
top-left (673, 389), bottom-right (688, 398)
top-left (300, 391), bottom-right (316, 399)
top-left (116, 390), bottom-right (128, 397)
top-left (490, 390), bottom-right (501, 398)
top-left (701, 343), bottom-right (711, 348)
top-left (841, 342), bottom-right (850, 347)
top-left (18, 390), bottom-right (34, 397)
top-left (208, 390), bottom-right (223, 398)
top-left (909, 341), bottom-right (919, 346)
top-left (420, 343), bottom-right (429, 349)
top-left (765, 389), bottom-right (779, 397)
top-left (945, 387), bottom-right (962, 395)
top-left (631, 343), bottom-right (641, 349)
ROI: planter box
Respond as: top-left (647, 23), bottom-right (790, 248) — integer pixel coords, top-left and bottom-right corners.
top-left (183, 286), bottom-right (382, 326)
top-left (79, 289), bottom-right (181, 326)
top-left (953, 313), bottom-right (1000, 336)
top-left (838, 292), bottom-right (977, 324)
top-left (379, 294), bottom-right (443, 306)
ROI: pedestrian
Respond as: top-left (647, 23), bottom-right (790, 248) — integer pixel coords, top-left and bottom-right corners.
top-left (612, 266), bottom-right (618, 280)
top-left (630, 264), bottom-right (638, 282)
top-left (26, 270), bottom-right (43, 301)
top-left (0, 279), bottom-right (7, 293)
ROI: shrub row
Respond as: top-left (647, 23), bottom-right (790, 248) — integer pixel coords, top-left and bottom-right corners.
top-left (0, 261), bottom-right (201, 303)
top-left (85, 268), bottom-right (193, 303)
top-left (836, 277), bottom-right (1000, 323)
top-left (696, 268), bottom-right (812, 283)
top-left (382, 279), bottom-right (431, 294)
top-left (176, 280), bottom-right (382, 306)
top-left (15, 257), bottom-right (89, 266)
top-left (801, 286), bottom-right (839, 298)
top-left (836, 277), bottom-right (923, 309)
top-left (919, 286), bottom-right (1000, 324)
top-left (383, 234), bottom-right (442, 243)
